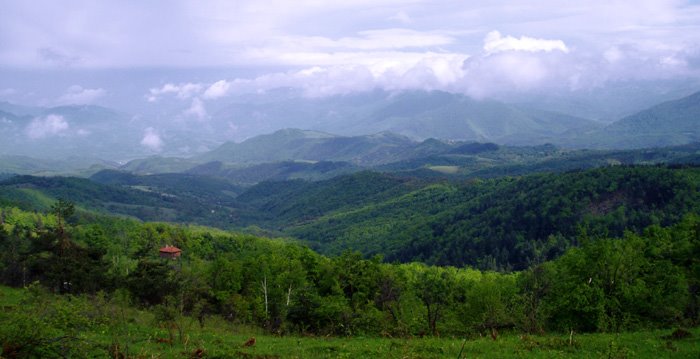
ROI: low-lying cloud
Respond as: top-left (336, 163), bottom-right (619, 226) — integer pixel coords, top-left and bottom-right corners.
top-left (483, 31), bottom-right (568, 54)
top-left (55, 85), bottom-right (106, 105)
top-left (140, 127), bottom-right (163, 151)
top-left (25, 114), bottom-right (69, 139)
top-left (202, 80), bottom-right (231, 100)
top-left (147, 83), bottom-right (203, 102)
top-left (183, 97), bottom-right (207, 120)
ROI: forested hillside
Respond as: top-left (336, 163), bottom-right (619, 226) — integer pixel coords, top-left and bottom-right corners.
top-left (286, 166), bottom-right (700, 269)
top-left (0, 202), bottom-right (698, 356)
top-left (0, 201), bottom-right (700, 351)
top-left (2, 165), bottom-right (699, 272)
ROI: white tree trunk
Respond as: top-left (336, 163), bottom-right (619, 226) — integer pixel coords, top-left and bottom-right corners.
top-left (261, 276), bottom-right (268, 317)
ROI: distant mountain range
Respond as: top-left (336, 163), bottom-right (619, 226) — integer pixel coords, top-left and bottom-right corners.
top-left (197, 129), bottom-right (433, 166)
top-left (0, 89), bottom-right (698, 167)
top-left (209, 90), bottom-right (603, 144)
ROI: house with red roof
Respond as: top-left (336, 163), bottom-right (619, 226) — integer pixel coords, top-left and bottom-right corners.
top-left (159, 245), bottom-right (182, 259)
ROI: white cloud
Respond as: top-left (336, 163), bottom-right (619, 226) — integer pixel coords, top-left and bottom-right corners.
top-left (202, 80), bottom-right (231, 99)
top-left (25, 114), bottom-right (69, 139)
top-left (183, 97), bottom-right (207, 120)
top-left (147, 82), bottom-right (203, 102)
top-left (1, 0), bottom-right (698, 73)
top-left (389, 11), bottom-right (412, 24)
top-left (604, 46), bottom-right (624, 63)
top-left (5, 1), bottom-right (697, 102)
top-left (55, 85), bottom-right (105, 105)
top-left (154, 23), bottom-right (697, 101)
top-left (140, 127), bottom-right (163, 151)
top-left (483, 31), bottom-right (568, 54)
top-left (201, 52), bottom-right (469, 98)
top-left (460, 52), bottom-right (555, 98)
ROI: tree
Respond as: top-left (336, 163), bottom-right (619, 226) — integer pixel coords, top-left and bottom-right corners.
top-left (51, 198), bottom-right (75, 233)
top-left (415, 266), bottom-right (455, 336)
top-left (51, 198), bottom-right (75, 255)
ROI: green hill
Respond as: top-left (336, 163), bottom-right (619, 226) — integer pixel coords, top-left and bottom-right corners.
top-left (0, 174), bottom-right (243, 227)
top-left (281, 166), bottom-right (700, 269)
top-left (197, 128), bottom-right (426, 166)
top-left (571, 91), bottom-right (700, 148)
top-left (186, 160), bottom-right (359, 185)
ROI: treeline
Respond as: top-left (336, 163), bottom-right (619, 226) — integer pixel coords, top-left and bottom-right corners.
top-left (0, 204), bottom-right (698, 338)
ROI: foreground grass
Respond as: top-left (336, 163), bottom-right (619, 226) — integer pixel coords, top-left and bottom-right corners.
top-left (1, 286), bottom-right (698, 358)
top-left (81, 324), bottom-right (700, 358)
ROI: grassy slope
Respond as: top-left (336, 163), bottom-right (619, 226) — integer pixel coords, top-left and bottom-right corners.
top-left (1, 285), bottom-right (697, 358)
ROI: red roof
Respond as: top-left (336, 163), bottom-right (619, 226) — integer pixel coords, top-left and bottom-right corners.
top-left (159, 245), bottom-right (182, 253)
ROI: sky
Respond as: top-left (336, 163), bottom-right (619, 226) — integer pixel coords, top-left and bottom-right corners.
top-left (1, 0), bottom-right (700, 104)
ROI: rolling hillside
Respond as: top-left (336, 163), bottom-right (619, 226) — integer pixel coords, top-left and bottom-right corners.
top-left (569, 90), bottom-right (700, 149)
top-left (3, 164), bottom-right (698, 271)
top-left (197, 128), bottom-right (426, 165)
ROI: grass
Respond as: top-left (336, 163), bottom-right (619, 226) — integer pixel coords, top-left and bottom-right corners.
top-left (1, 285), bottom-right (698, 358)
top-left (82, 325), bottom-right (700, 358)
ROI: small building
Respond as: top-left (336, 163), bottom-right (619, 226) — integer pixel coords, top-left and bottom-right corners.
top-left (159, 245), bottom-right (182, 259)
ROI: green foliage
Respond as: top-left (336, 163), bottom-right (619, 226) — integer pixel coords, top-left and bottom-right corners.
top-left (0, 192), bottom-right (698, 341)
top-left (0, 284), bottom-right (108, 358)
top-left (289, 166), bottom-right (700, 269)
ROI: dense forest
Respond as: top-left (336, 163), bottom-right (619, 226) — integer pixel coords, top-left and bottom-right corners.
top-left (0, 197), bottom-right (698, 356)
top-left (288, 165), bottom-right (700, 269)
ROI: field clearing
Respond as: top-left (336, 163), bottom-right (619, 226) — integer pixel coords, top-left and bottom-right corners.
top-left (427, 165), bottom-right (460, 174)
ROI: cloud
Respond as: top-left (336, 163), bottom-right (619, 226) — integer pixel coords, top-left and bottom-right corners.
top-left (389, 11), bottom-right (412, 24)
top-left (1, 1), bottom-right (698, 73)
top-left (483, 31), bottom-right (568, 54)
top-left (603, 46), bottom-right (624, 63)
top-left (55, 85), bottom-right (105, 105)
top-left (239, 29), bottom-right (456, 66)
top-left (0, 88), bottom-right (17, 96)
top-left (147, 82), bottom-right (203, 102)
top-left (7, 1), bottom-right (697, 103)
top-left (459, 52), bottom-right (563, 98)
top-left (37, 47), bottom-right (81, 67)
top-left (183, 97), bottom-right (207, 120)
top-left (140, 127), bottom-right (163, 151)
top-left (25, 114), bottom-right (69, 139)
top-left (202, 80), bottom-right (231, 99)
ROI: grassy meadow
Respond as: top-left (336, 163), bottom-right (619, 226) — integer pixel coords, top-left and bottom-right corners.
top-left (1, 286), bottom-right (697, 358)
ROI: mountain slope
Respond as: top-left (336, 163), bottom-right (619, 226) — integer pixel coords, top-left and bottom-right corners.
top-left (572, 91), bottom-right (700, 149)
top-left (197, 128), bottom-right (426, 165)
top-left (187, 160), bottom-right (359, 185)
top-left (286, 166), bottom-right (700, 269)
top-left (0, 174), bottom-right (243, 227)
